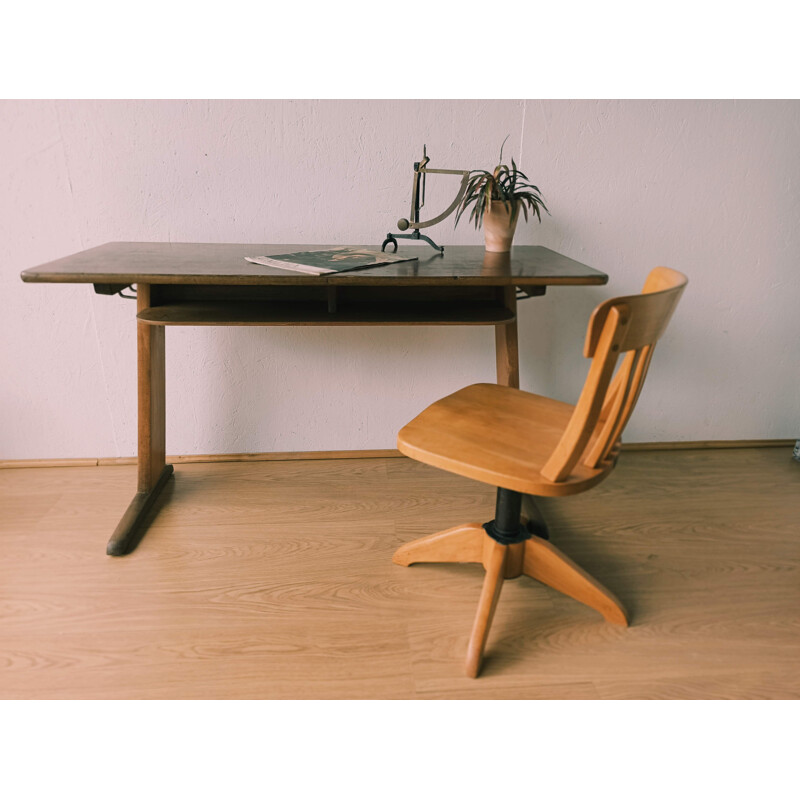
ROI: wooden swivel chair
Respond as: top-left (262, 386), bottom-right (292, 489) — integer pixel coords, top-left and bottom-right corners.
top-left (393, 267), bottom-right (688, 677)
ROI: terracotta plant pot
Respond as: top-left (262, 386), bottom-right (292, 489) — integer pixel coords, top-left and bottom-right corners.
top-left (483, 200), bottom-right (520, 253)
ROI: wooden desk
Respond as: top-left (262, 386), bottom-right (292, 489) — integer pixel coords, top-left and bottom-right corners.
top-left (21, 242), bottom-right (608, 556)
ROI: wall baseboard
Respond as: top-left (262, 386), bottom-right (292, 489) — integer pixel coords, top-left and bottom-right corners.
top-left (0, 449), bottom-right (403, 469)
top-left (0, 440), bottom-right (795, 470)
top-left (620, 439), bottom-right (795, 452)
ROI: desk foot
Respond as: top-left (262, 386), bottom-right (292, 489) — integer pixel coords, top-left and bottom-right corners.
top-left (106, 465), bottom-right (174, 556)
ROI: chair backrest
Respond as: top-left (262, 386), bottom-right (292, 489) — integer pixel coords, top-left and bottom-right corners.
top-left (540, 267), bottom-right (688, 483)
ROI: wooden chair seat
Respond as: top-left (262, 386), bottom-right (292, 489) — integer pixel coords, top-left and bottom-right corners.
top-left (398, 383), bottom-right (618, 497)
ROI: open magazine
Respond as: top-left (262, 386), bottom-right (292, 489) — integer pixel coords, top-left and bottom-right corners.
top-left (245, 247), bottom-right (418, 275)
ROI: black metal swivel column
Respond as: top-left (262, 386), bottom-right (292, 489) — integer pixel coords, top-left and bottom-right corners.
top-left (483, 488), bottom-right (532, 545)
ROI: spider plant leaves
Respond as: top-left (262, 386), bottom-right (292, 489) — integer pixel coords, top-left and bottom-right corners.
top-left (493, 164), bottom-right (509, 182)
top-left (498, 134), bottom-right (510, 162)
top-left (453, 147), bottom-right (550, 230)
top-left (454, 193), bottom-right (480, 227)
top-left (509, 159), bottom-right (520, 193)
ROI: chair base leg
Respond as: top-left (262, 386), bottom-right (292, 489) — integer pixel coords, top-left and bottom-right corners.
top-left (522, 536), bottom-right (628, 626)
top-left (466, 538), bottom-right (507, 678)
top-left (392, 523), bottom-right (485, 566)
top-left (393, 521), bottom-right (628, 677)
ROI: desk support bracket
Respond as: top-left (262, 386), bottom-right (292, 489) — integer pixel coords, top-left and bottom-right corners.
top-left (94, 283), bottom-right (137, 299)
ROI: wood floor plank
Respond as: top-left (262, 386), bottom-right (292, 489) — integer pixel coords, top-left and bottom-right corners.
top-left (593, 671), bottom-right (800, 700)
top-left (1, 449), bottom-right (798, 698)
top-left (0, 624), bottom-right (415, 699)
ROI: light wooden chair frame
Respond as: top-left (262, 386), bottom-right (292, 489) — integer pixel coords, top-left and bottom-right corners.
top-left (393, 267), bottom-right (688, 677)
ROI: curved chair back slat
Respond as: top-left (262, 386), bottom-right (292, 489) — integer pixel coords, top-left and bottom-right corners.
top-left (540, 267), bottom-right (687, 484)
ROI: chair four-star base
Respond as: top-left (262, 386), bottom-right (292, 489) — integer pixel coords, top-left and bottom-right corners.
top-left (393, 488), bottom-right (628, 678)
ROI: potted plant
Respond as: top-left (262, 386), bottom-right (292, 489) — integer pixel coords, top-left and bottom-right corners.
top-left (455, 137), bottom-right (549, 252)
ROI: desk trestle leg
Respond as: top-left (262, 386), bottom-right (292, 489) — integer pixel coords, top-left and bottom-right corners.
top-left (107, 283), bottom-right (173, 556)
top-left (495, 286), bottom-right (519, 388)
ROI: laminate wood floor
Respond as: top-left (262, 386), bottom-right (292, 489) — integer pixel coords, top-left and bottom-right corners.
top-left (1, 449), bottom-right (798, 699)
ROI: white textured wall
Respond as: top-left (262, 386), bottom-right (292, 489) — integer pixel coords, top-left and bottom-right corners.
top-left (1, 99), bottom-right (799, 459)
